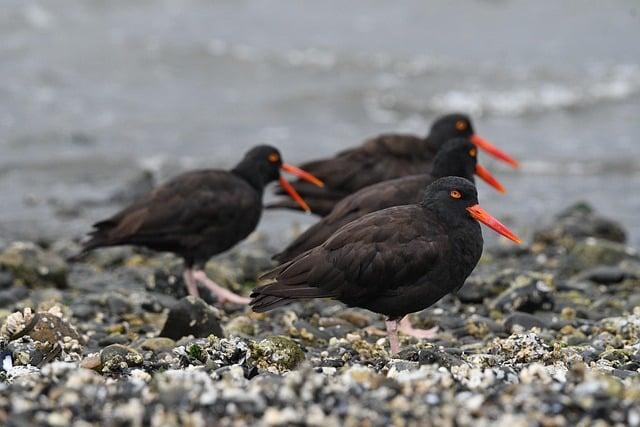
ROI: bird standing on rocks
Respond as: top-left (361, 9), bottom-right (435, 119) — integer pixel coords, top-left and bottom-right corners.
top-left (273, 138), bottom-right (505, 264)
top-left (75, 145), bottom-right (323, 304)
top-left (251, 177), bottom-right (521, 354)
top-left (268, 113), bottom-right (519, 215)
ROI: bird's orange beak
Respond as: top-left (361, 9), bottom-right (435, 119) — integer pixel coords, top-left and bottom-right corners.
top-left (278, 163), bottom-right (324, 213)
top-left (470, 134), bottom-right (519, 169)
top-left (466, 204), bottom-right (522, 243)
top-left (281, 163), bottom-right (324, 188)
top-left (475, 164), bottom-right (506, 194)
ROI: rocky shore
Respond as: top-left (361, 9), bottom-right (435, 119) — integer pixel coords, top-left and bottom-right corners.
top-left (1, 202), bottom-right (639, 426)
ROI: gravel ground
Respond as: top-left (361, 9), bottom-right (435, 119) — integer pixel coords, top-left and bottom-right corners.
top-left (0, 202), bottom-right (639, 426)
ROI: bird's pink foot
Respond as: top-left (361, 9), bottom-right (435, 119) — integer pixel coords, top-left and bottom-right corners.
top-left (385, 319), bottom-right (400, 355)
top-left (192, 270), bottom-right (250, 305)
top-left (183, 269), bottom-right (200, 297)
top-left (398, 316), bottom-right (438, 339)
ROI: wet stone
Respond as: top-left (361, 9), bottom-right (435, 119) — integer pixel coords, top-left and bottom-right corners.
top-left (250, 336), bottom-right (305, 373)
top-left (140, 337), bottom-right (176, 353)
top-left (98, 334), bottom-right (130, 347)
top-left (100, 344), bottom-right (143, 372)
top-left (490, 272), bottom-right (555, 313)
top-left (534, 201), bottom-right (627, 245)
top-left (0, 271), bottom-right (15, 289)
top-left (159, 296), bottom-right (224, 340)
top-left (0, 242), bottom-right (68, 288)
top-left (570, 238), bottom-right (634, 269)
top-left (579, 266), bottom-right (629, 284)
top-left (0, 287), bottom-right (29, 308)
top-left (503, 312), bottom-right (550, 332)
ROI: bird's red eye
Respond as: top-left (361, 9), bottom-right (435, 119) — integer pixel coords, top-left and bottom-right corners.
top-left (455, 120), bottom-right (467, 131)
top-left (450, 190), bottom-right (462, 199)
top-left (469, 148), bottom-right (477, 157)
top-left (268, 153), bottom-right (280, 163)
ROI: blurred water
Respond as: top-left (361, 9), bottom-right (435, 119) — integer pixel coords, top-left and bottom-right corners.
top-left (1, 0), bottom-right (639, 247)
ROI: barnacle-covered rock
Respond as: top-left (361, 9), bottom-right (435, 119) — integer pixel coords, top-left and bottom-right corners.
top-left (0, 242), bottom-right (68, 288)
top-left (249, 336), bottom-right (305, 373)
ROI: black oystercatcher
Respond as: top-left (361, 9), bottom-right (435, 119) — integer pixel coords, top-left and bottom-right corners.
top-left (251, 177), bottom-right (521, 354)
top-left (273, 139), bottom-right (505, 264)
top-left (76, 145), bottom-right (323, 304)
top-left (268, 113), bottom-right (518, 215)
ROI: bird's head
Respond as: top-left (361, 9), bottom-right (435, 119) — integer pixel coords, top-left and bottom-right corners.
top-left (422, 176), bottom-right (521, 243)
top-left (240, 145), bottom-right (324, 213)
top-left (431, 139), bottom-right (506, 194)
top-left (428, 113), bottom-right (519, 168)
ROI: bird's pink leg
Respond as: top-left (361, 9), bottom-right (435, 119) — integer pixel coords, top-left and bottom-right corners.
top-left (192, 270), bottom-right (250, 305)
top-left (183, 269), bottom-right (200, 297)
top-left (398, 315), bottom-right (438, 339)
top-left (385, 318), bottom-right (400, 355)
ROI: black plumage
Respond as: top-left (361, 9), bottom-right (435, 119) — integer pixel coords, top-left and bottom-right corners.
top-left (251, 177), bottom-right (521, 353)
top-left (273, 139), bottom-right (504, 263)
top-left (268, 113), bottom-right (518, 215)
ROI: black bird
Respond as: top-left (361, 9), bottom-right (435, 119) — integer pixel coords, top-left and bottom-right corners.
top-left (76, 145), bottom-right (323, 304)
top-left (268, 113), bottom-right (518, 215)
top-left (251, 177), bottom-right (521, 354)
top-left (273, 139), bottom-right (505, 264)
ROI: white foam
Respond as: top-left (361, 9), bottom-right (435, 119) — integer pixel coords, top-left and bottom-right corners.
top-left (426, 66), bottom-right (640, 116)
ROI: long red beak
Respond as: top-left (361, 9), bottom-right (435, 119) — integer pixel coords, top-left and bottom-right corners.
top-left (466, 204), bottom-right (522, 244)
top-left (475, 164), bottom-right (506, 194)
top-left (280, 163), bottom-right (324, 187)
top-left (470, 134), bottom-right (519, 169)
top-left (278, 176), bottom-right (310, 213)
top-left (278, 163), bottom-right (324, 213)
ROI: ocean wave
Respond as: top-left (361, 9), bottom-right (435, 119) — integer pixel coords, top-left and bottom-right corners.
top-left (368, 65), bottom-right (640, 118)
top-left (201, 38), bottom-right (640, 117)
top-left (204, 38), bottom-right (450, 75)
top-left (516, 159), bottom-right (640, 176)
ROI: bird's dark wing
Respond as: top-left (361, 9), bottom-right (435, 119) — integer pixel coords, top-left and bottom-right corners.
top-left (272, 174), bottom-right (430, 263)
top-left (83, 170), bottom-right (258, 252)
top-left (251, 205), bottom-right (448, 311)
top-left (269, 134), bottom-right (430, 215)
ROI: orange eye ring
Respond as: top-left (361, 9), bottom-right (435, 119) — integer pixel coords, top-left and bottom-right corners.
top-left (268, 153), bottom-right (280, 163)
top-left (469, 148), bottom-right (477, 157)
top-left (455, 120), bottom-right (467, 131)
top-left (450, 190), bottom-right (462, 199)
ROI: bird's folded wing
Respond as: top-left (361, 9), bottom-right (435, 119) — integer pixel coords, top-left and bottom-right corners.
top-left (92, 170), bottom-right (255, 241)
top-left (260, 205), bottom-right (448, 301)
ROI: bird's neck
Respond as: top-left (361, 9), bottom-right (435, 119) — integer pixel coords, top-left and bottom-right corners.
top-left (448, 220), bottom-right (484, 284)
top-left (231, 163), bottom-right (267, 192)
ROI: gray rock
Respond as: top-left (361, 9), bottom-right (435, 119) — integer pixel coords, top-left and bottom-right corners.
top-left (534, 202), bottom-right (626, 244)
top-left (490, 272), bottom-right (554, 313)
top-left (0, 287), bottom-right (29, 308)
top-left (570, 238), bottom-right (634, 269)
top-left (0, 242), bottom-right (68, 288)
top-left (98, 334), bottom-right (130, 347)
top-left (0, 271), bottom-right (14, 289)
top-left (140, 337), bottom-right (176, 352)
top-left (249, 336), bottom-right (305, 373)
top-left (579, 266), bottom-right (629, 284)
top-left (503, 312), bottom-right (549, 332)
top-left (100, 344), bottom-right (143, 372)
top-left (455, 277), bottom-right (489, 303)
top-left (159, 296), bottom-right (224, 340)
